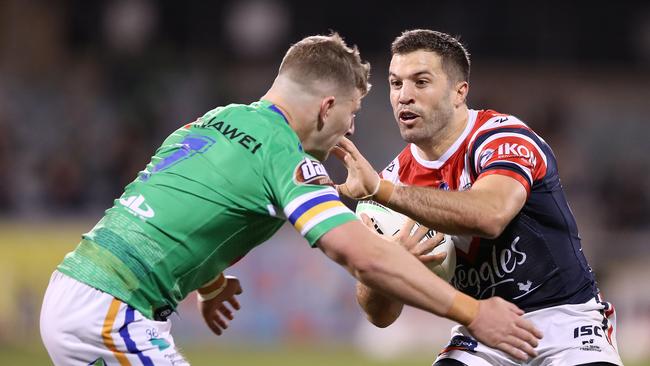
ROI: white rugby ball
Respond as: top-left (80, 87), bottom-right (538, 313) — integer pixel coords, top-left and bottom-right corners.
top-left (355, 200), bottom-right (456, 282)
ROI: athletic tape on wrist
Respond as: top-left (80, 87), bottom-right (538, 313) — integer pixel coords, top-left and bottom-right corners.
top-left (197, 275), bottom-right (228, 302)
top-left (372, 180), bottom-right (395, 204)
top-left (445, 292), bottom-right (479, 326)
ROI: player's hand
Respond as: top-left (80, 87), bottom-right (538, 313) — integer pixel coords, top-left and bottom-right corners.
top-left (197, 276), bottom-right (243, 336)
top-left (467, 297), bottom-right (543, 361)
top-left (391, 219), bottom-right (447, 266)
top-left (331, 137), bottom-right (380, 200)
top-left (363, 215), bottom-right (446, 266)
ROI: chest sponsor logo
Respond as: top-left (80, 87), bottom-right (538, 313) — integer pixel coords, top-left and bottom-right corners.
top-left (452, 236), bottom-right (538, 299)
top-left (119, 194), bottom-right (155, 219)
top-left (294, 158), bottom-right (333, 186)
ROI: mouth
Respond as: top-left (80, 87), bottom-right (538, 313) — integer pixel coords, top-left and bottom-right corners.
top-left (398, 110), bottom-right (421, 125)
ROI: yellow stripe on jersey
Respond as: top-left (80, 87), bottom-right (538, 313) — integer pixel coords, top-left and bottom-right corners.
top-left (294, 200), bottom-right (346, 232)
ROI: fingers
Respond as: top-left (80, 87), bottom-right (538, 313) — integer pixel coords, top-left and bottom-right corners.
top-left (206, 313), bottom-right (226, 335)
top-left (515, 316), bottom-right (543, 340)
top-left (227, 296), bottom-right (241, 311)
top-left (419, 251), bottom-right (446, 265)
top-left (360, 213), bottom-right (374, 229)
top-left (336, 137), bottom-right (359, 158)
top-left (204, 301), bottom-right (238, 336)
top-left (494, 341), bottom-right (530, 362)
top-left (513, 325), bottom-right (540, 349)
top-left (330, 146), bottom-right (350, 166)
top-left (413, 232), bottom-right (441, 255)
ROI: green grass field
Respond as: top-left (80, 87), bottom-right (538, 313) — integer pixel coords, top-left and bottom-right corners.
top-left (3, 344), bottom-right (649, 366)
top-left (0, 344), bottom-right (435, 366)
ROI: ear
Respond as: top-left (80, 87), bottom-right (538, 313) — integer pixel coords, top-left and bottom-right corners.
top-left (454, 81), bottom-right (469, 107)
top-left (317, 96), bottom-right (336, 131)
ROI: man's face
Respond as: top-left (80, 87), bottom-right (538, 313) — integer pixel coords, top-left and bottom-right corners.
top-left (310, 88), bottom-right (361, 160)
top-left (389, 50), bottom-right (455, 145)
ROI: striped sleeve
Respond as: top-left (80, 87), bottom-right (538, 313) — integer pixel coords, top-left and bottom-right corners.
top-left (265, 139), bottom-right (357, 246)
top-left (469, 125), bottom-right (548, 195)
top-left (283, 187), bottom-right (357, 245)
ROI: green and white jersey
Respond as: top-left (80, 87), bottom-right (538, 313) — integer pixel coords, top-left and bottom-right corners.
top-left (58, 100), bottom-right (357, 320)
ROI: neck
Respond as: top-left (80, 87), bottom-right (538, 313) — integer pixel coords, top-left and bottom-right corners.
top-left (416, 105), bottom-right (469, 161)
top-left (261, 76), bottom-right (320, 147)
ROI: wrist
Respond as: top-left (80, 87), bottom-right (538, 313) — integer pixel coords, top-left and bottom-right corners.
top-left (197, 273), bottom-right (227, 302)
top-left (372, 180), bottom-right (395, 205)
top-left (445, 292), bottom-right (479, 326)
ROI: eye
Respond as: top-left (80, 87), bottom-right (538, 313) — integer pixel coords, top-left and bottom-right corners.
top-left (416, 79), bottom-right (429, 87)
top-left (389, 79), bottom-right (402, 89)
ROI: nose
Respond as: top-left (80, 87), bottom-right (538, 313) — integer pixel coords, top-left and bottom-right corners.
top-left (345, 115), bottom-right (355, 137)
top-left (398, 82), bottom-right (415, 105)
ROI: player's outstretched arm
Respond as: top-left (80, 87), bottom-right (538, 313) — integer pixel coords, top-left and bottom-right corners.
top-left (333, 137), bottom-right (526, 238)
top-left (317, 220), bottom-right (542, 361)
top-left (196, 274), bottom-right (243, 336)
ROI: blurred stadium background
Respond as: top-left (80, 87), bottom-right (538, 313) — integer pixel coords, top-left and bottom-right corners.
top-left (1, 0), bottom-right (649, 364)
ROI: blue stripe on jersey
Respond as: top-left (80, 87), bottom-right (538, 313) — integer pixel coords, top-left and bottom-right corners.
top-left (469, 127), bottom-right (548, 179)
top-left (268, 104), bottom-right (290, 125)
top-left (288, 194), bottom-right (340, 224)
top-left (483, 161), bottom-right (533, 188)
top-left (119, 306), bottom-right (155, 366)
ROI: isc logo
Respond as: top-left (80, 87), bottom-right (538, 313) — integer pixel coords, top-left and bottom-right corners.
top-left (573, 325), bottom-right (603, 338)
top-left (294, 158), bottom-right (332, 185)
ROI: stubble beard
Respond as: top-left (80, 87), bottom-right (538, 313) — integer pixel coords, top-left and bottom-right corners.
top-left (398, 102), bottom-right (454, 146)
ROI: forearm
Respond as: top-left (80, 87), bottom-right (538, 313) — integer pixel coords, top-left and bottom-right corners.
top-left (356, 281), bottom-right (403, 328)
top-left (391, 185), bottom-right (494, 236)
top-left (374, 180), bottom-right (507, 238)
top-left (351, 238), bottom-right (476, 325)
top-left (319, 221), bottom-right (478, 326)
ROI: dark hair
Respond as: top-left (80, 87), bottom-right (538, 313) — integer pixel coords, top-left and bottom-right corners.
top-left (279, 32), bottom-right (371, 96)
top-left (391, 29), bottom-right (470, 83)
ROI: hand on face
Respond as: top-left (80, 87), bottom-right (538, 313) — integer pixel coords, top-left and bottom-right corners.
top-left (331, 137), bottom-right (380, 200)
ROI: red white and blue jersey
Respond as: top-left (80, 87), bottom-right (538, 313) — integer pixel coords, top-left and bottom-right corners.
top-left (380, 109), bottom-right (598, 312)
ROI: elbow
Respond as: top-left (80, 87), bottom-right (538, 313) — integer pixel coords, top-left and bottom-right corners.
top-left (367, 313), bottom-right (397, 328)
top-left (475, 213), bottom-right (509, 239)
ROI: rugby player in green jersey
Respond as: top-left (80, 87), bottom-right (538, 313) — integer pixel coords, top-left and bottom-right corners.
top-left (40, 33), bottom-right (541, 366)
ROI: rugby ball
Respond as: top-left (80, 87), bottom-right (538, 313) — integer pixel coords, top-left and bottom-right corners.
top-left (355, 200), bottom-right (456, 282)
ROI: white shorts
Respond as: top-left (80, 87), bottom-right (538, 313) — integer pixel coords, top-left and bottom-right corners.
top-left (40, 271), bottom-right (190, 366)
top-left (435, 298), bottom-right (623, 366)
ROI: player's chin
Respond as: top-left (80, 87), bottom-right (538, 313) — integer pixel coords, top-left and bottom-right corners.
top-left (399, 129), bottom-right (421, 144)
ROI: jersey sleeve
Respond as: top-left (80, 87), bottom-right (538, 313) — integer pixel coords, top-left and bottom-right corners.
top-left (470, 120), bottom-right (548, 194)
top-left (264, 138), bottom-right (357, 246)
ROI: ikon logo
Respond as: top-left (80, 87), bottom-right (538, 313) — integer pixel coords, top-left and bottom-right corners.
top-left (497, 143), bottom-right (537, 166)
top-left (119, 194), bottom-right (155, 219)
